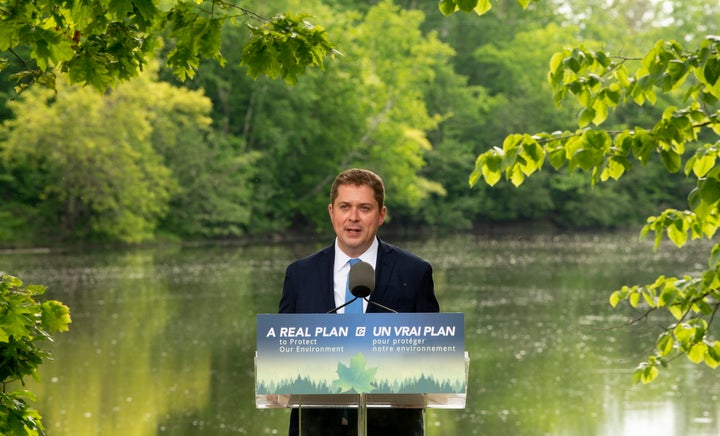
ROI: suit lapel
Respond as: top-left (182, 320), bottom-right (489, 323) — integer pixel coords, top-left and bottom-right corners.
top-left (371, 239), bottom-right (394, 305)
top-left (319, 246), bottom-right (336, 312)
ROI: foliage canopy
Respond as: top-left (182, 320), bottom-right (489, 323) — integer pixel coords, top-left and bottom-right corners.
top-left (470, 31), bottom-right (720, 382)
top-left (0, 274), bottom-right (70, 435)
top-left (0, 0), bottom-right (335, 92)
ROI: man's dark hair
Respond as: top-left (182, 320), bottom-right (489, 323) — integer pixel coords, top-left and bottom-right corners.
top-left (330, 168), bottom-right (385, 208)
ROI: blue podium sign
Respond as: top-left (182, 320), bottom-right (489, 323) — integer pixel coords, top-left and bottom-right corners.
top-left (256, 313), bottom-right (465, 396)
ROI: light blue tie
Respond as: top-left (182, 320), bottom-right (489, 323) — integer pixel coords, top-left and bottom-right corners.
top-left (344, 258), bottom-right (362, 314)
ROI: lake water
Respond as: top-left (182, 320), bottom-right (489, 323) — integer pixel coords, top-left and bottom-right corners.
top-left (2, 230), bottom-right (720, 436)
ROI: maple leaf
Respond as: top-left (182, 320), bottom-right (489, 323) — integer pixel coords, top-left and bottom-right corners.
top-left (41, 301), bottom-right (72, 333)
top-left (332, 353), bottom-right (377, 393)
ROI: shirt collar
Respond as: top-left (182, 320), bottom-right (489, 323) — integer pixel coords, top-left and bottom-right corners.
top-left (334, 237), bottom-right (379, 272)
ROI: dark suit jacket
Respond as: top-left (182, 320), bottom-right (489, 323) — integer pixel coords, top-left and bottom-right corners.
top-left (279, 238), bottom-right (439, 314)
top-left (279, 237), bottom-right (439, 436)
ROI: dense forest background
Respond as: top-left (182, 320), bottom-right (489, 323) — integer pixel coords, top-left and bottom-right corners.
top-left (1, 0), bottom-right (718, 246)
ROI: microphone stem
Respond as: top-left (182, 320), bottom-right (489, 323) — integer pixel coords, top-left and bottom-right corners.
top-left (364, 298), bottom-right (397, 313)
top-left (326, 297), bottom-right (360, 314)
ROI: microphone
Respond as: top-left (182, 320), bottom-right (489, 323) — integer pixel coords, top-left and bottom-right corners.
top-left (349, 261), bottom-right (397, 313)
top-left (349, 261), bottom-right (374, 298)
top-left (326, 260), bottom-right (396, 313)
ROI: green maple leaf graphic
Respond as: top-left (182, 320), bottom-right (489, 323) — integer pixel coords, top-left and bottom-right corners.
top-left (332, 352), bottom-right (377, 393)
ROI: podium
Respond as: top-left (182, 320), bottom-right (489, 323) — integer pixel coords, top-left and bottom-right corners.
top-left (256, 313), bottom-right (468, 435)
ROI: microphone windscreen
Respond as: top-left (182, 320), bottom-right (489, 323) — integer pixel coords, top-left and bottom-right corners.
top-left (349, 261), bottom-right (375, 298)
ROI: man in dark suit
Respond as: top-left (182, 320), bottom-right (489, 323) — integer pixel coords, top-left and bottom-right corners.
top-left (279, 168), bottom-right (439, 436)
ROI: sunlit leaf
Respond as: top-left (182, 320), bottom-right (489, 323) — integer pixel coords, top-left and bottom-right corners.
top-left (658, 286), bottom-right (678, 307)
top-left (629, 291), bottom-right (640, 308)
top-left (693, 153), bottom-right (716, 178)
top-left (592, 100), bottom-right (608, 125)
top-left (482, 154), bottom-right (503, 186)
top-left (642, 289), bottom-right (657, 307)
top-left (699, 177), bottom-right (720, 204)
top-left (601, 157), bottom-right (626, 181)
top-left (674, 323), bottom-right (695, 344)
top-left (709, 243), bottom-right (720, 268)
top-left (40, 301), bottom-right (72, 333)
top-left (634, 364), bottom-right (658, 384)
top-left (468, 169), bottom-right (481, 187)
top-left (438, 0), bottom-right (457, 15)
top-left (667, 219), bottom-right (688, 247)
top-left (508, 164), bottom-right (524, 187)
top-left (668, 304), bottom-right (685, 320)
top-left (657, 333), bottom-right (674, 357)
top-left (706, 342), bottom-right (720, 368)
top-left (471, 0), bottom-right (492, 15)
top-left (687, 342), bottom-right (707, 364)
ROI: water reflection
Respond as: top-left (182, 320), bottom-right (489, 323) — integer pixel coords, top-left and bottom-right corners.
top-left (1, 231), bottom-right (719, 435)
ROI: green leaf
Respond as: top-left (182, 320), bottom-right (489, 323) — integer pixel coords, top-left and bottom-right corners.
top-left (687, 342), bottom-right (707, 364)
top-left (674, 323), bottom-right (695, 344)
top-left (474, 0), bottom-right (492, 15)
top-left (657, 333), bottom-right (674, 356)
top-left (548, 147), bottom-right (567, 170)
top-left (699, 177), bottom-right (720, 204)
top-left (241, 14), bottom-right (334, 84)
top-left (109, 0), bottom-right (135, 17)
top-left (578, 107), bottom-right (595, 128)
top-left (482, 154), bottom-right (503, 186)
top-left (438, 0), bottom-right (457, 15)
top-left (704, 57), bottom-right (720, 85)
top-left (629, 291), bottom-right (640, 308)
top-left (692, 153), bottom-right (716, 178)
top-left (660, 150), bottom-right (681, 173)
top-left (40, 301), bottom-right (72, 333)
top-left (706, 342), bottom-right (720, 368)
top-left (659, 286), bottom-right (679, 307)
top-left (601, 157), bottom-right (627, 181)
top-left (332, 353), bottom-right (377, 393)
top-left (522, 138), bottom-right (544, 165)
top-left (508, 164), bottom-right (524, 187)
top-left (0, 22), bottom-right (24, 51)
top-left (456, 0), bottom-right (478, 13)
top-left (574, 149), bottom-right (600, 172)
top-left (667, 218), bottom-right (688, 247)
top-left (634, 364), bottom-right (658, 384)
top-left (668, 303), bottom-right (685, 320)
top-left (709, 243), bottom-right (720, 268)
top-left (592, 100), bottom-right (609, 125)
top-left (0, 299), bottom-right (34, 340)
top-left (642, 289), bottom-right (656, 308)
top-left (468, 169), bottom-right (481, 187)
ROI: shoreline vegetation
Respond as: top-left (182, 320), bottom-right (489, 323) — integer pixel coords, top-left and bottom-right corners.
top-left (0, 220), bottom-right (645, 254)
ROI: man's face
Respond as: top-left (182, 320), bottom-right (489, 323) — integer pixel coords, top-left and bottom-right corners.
top-left (328, 184), bottom-right (386, 258)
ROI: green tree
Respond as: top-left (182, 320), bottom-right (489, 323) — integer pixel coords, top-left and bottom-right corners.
top-left (0, 274), bottom-right (71, 436)
top-left (463, 0), bottom-right (720, 381)
top-left (0, 68), bottom-right (214, 243)
top-left (158, 133), bottom-right (261, 239)
top-left (182, 0), bottom-right (455, 232)
top-left (0, 0), bottom-right (335, 93)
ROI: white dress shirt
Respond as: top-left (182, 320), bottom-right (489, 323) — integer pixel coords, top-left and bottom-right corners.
top-left (333, 237), bottom-right (378, 313)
